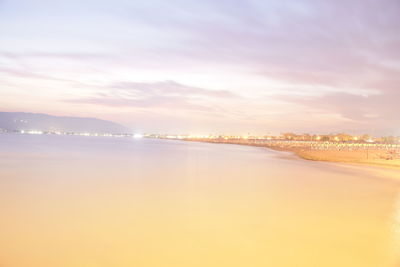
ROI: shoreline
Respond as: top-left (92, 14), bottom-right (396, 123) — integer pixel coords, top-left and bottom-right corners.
top-left (266, 145), bottom-right (400, 170)
top-left (183, 139), bottom-right (400, 170)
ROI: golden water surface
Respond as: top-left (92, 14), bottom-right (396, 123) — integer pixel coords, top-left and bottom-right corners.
top-left (0, 134), bottom-right (399, 267)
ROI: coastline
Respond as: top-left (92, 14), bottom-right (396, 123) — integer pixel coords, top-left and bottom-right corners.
top-left (183, 139), bottom-right (400, 170)
top-left (266, 145), bottom-right (400, 170)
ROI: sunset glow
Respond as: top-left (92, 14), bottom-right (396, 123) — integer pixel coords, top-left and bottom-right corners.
top-left (1, 0), bottom-right (399, 134)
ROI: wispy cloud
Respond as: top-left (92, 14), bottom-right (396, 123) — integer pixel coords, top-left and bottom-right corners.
top-left (1, 0), bottom-right (399, 133)
top-left (277, 89), bottom-right (400, 133)
top-left (106, 80), bottom-right (238, 98)
top-left (65, 80), bottom-right (237, 113)
top-left (0, 51), bottom-right (109, 60)
top-left (0, 67), bottom-right (76, 82)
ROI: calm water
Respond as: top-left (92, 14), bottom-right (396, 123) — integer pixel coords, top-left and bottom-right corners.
top-left (0, 134), bottom-right (399, 267)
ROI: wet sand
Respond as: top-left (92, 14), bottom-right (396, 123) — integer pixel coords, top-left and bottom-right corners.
top-left (265, 146), bottom-right (400, 170)
top-left (185, 139), bottom-right (400, 170)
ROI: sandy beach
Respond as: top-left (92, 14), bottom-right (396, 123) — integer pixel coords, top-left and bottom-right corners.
top-left (270, 146), bottom-right (400, 169)
top-left (184, 139), bottom-right (400, 170)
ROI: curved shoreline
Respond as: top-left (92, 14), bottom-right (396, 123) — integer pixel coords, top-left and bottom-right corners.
top-left (182, 139), bottom-right (400, 170)
top-left (267, 145), bottom-right (400, 170)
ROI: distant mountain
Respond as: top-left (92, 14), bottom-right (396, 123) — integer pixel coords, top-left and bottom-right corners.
top-left (0, 112), bottom-right (131, 134)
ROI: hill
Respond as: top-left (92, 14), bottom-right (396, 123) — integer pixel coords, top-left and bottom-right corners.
top-left (0, 112), bottom-right (131, 134)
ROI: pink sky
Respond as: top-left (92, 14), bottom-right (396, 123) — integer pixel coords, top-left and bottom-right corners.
top-left (1, 0), bottom-right (399, 134)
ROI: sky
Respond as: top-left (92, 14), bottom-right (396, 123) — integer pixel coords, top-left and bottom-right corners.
top-left (0, 0), bottom-right (399, 135)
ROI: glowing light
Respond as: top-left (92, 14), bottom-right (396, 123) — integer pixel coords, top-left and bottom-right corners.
top-left (26, 130), bottom-right (43, 135)
top-left (133, 134), bottom-right (143, 139)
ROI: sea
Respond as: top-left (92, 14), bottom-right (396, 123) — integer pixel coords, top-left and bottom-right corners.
top-left (0, 133), bottom-right (399, 267)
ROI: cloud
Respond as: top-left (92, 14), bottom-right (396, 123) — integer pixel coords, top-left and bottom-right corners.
top-left (138, 2), bottom-right (398, 78)
top-left (278, 88), bottom-right (400, 134)
top-left (0, 52), bottom-right (109, 60)
top-left (107, 80), bottom-right (238, 98)
top-left (1, 0), bottom-right (400, 133)
top-left (0, 66), bottom-right (73, 82)
top-left (65, 80), bottom-right (237, 113)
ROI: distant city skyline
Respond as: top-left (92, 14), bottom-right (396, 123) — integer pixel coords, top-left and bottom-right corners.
top-left (1, 0), bottom-right (399, 135)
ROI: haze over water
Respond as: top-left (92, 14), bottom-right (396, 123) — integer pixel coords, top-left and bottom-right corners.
top-left (0, 134), bottom-right (399, 267)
